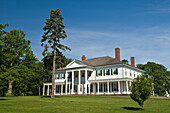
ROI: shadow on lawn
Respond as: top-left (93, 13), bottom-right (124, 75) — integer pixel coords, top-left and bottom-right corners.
top-left (122, 107), bottom-right (142, 111)
top-left (0, 99), bottom-right (8, 101)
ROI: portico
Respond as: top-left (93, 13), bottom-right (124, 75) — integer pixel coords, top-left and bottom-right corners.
top-left (65, 69), bottom-right (93, 95)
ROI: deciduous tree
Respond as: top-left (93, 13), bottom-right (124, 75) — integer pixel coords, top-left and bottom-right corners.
top-left (130, 74), bottom-right (153, 108)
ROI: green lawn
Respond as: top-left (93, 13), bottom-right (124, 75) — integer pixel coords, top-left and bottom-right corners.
top-left (0, 96), bottom-right (170, 113)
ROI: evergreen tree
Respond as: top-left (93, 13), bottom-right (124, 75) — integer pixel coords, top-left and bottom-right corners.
top-left (41, 9), bottom-right (71, 98)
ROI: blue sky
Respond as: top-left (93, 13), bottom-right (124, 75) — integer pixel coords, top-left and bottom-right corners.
top-left (1, 0), bottom-right (170, 70)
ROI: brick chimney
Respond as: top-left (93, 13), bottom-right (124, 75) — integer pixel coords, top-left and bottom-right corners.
top-left (82, 55), bottom-right (86, 61)
top-left (131, 57), bottom-right (135, 67)
top-left (115, 48), bottom-right (120, 61)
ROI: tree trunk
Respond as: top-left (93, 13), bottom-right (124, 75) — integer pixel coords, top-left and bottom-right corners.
top-left (39, 87), bottom-right (41, 96)
top-left (51, 44), bottom-right (56, 98)
top-left (8, 79), bottom-right (12, 95)
top-left (8, 62), bottom-right (13, 95)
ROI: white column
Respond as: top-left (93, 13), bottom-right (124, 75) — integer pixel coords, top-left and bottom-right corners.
top-left (43, 84), bottom-right (45, 95)
top-left (109, 69), bottom-right (111, 75)
top-left (85, 70), bottom-right (87, 94)
top-left (47, 85), bottom-right (49, 95)
top-left (97, 82), bottom-right (99, 94)
top-left (126, 81), bottom-right (129, 94)
top-left (65, 72), bottom-right (68, 94)
top-left (72, 71), bottom-right (74, 94)
top-left (61, 84), bottom-right (63, 95)
top-left (78, 70), bottom-right (81, 94)
top-left (107, 81), bottom-right (109, 94)
top-left (129, 81), bottom-right (131, 91)
top-left (54, 84), bottom-right (56, 95)
top-left (93, 84), bottom-right (95, 94)
top-left (102, 83), bottom-right (104, 93)
top-left (88, 84), bottom-right (90, 94)
top-left (118, 81), bottom-right (120, 94)
top-left (69, 83), bottom-right (70, 94)
top-left (110, 82), bottom-right (112, 92)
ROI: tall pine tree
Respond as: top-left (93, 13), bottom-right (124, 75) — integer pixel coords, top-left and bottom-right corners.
top-left (41, 9), bottom-right (71, 98)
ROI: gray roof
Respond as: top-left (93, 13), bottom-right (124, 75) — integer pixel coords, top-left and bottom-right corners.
top-left (82, 56), bottom-right (124, 67)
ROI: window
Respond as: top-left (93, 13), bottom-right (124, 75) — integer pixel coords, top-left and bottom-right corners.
top-left (125, 69), bottom-right (127, 76)
top-left (55, 74), bottom-right (57, 80)
top-left (114, 68), bottom-right (118, 75)
top-left (100, 70), bottom-right (102, 76)
top-left (103, 70), bottom-right (105, 76)
top-left (130, 73), bottom-right (132, 77)
top-left (106, 69), bottom-right (110, 75)
top-left (97, 70), bottom-right (101, 76)
top-left (134, 74), bottom-right (136, 77)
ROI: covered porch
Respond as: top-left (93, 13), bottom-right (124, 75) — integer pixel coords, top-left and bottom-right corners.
top-left (88, 79), bottom-right (132, 95)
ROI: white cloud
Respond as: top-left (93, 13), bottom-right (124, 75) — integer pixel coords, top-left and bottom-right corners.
top-left (62, 27), bottom-right (170, 70)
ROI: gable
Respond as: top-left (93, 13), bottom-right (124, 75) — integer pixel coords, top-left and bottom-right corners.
top-left (66, 60), bottom-right (87, 68)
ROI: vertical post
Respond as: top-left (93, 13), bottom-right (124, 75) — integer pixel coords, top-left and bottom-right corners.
top-left (97, 82), bottom-right (99, 94)
top-left (65, 72), bottom-right (68, 94)
top-left (61, 84), bottom-right (63, 95)
top-left (88, 84), bottom-right (90, 94)
top-left (93, 84), bottom-right (95, 94)
top-left (43, 84), bottom-right (45, 96)
top-left (72, 71), bottom-right (74, 94)
top-left (47, 85), bottom-right (49, 95)
top-left (78, 70), bottom-right (81, 94)
top-left (129, 81), bottom-right (131, 91)
top-left (54, 83), bottom-right (56, 95)
top-left (85, 70), bottom-right (87, 94)
top-left (110, 69), bottom-right (111, 75)
top-left (118, 81), bottom-right (120, 94)
top-left (107, 81), bottom-right (109, 94)
top-left (102, 83), bottom-right (104, 93)
top-left (126, 81), bottom-right (129, 94)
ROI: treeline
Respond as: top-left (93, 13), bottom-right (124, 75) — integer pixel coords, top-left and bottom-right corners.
top-left (0, 24), bottom-right (71, 96)
top-left (137, 62), bottom-right (170, 96)
top-left (121, 59), bottom-right (170, 96)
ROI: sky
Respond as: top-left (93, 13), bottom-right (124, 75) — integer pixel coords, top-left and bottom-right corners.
top-left (1, 0), bottom-right (170, 70)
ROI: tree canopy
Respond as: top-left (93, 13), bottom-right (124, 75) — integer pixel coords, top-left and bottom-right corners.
top-left (137, 62), bottom-right (170, 96)
top-left (0, 24), bottom-right (52, 96)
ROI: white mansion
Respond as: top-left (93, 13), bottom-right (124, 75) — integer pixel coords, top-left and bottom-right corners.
top-left (43, 48), bottom-right (145, 95)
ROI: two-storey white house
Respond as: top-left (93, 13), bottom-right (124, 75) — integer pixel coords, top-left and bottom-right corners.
top-left (43, 48), bottom-right (145, 95)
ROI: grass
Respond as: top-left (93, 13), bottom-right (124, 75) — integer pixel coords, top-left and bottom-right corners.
top-left (0, 95), bottom-right (170, 113)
